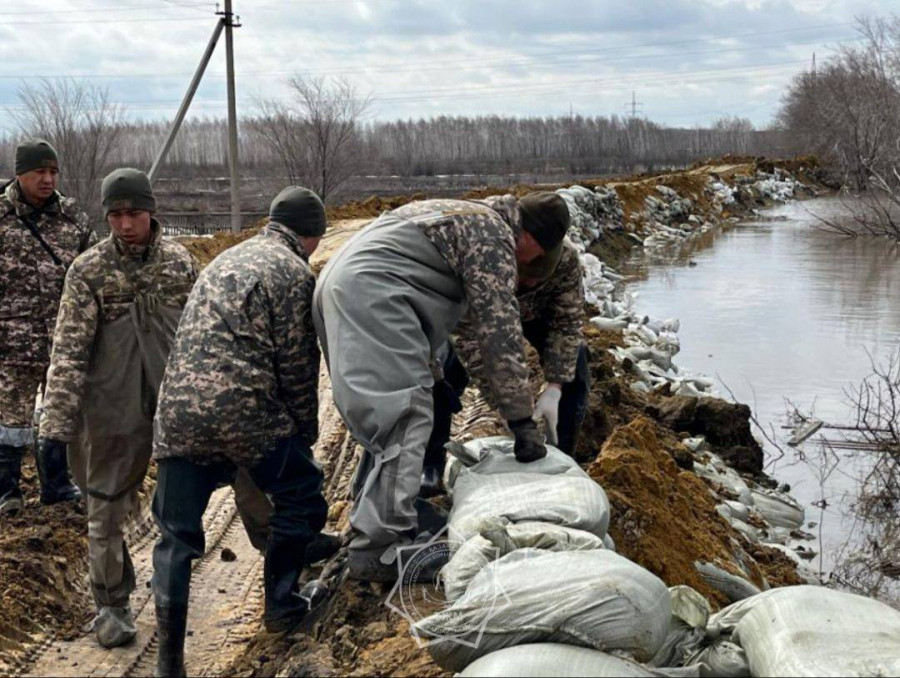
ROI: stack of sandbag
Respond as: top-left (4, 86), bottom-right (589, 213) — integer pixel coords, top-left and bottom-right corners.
top-left (417, 437), bottom-right (671, 673)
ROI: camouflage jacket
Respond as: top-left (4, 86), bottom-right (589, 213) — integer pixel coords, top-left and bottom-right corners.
top-left (0, 180), bottom-right (96, 366)
top-left (454, 240), bottom-right (585, 399)
top-left (153, 222), bottom-right (320, 466)
top-left (391, 196), bottom-right (534, 421)
top-left (40, 222), bottom-right (198, 441)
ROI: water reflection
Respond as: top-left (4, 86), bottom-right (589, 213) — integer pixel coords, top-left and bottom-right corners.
top-left (621, 196), bottom-right (900, 577)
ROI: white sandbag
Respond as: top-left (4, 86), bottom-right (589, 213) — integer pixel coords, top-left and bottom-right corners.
top-left (442, 521), bottom-right (606, 601)
top-left (416, 549), bottom-right (671, 672)
top-left (749, 489), bottom-right (804, 530)
top-left (732, 586), bottom-right (900, 677)
top-left (448, 439), bottom-right (610, 545)
top-left (458, 643), bottom-right (656, 677)
top-left (685, 640), bottom-right (750, 678)
top-left (649, 587), bottom-right (711, 668)
top-left (694, 562), bottom-right (760, 603)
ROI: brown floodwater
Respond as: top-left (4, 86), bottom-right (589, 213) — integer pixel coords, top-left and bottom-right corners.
top-left (623, 196), bottom-right (900, 577)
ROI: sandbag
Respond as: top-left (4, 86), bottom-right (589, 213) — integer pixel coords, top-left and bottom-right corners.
top-left (458, 643), bottom-right (656, 677)
top-left (685, 640), bottom-right (750, 678)
top-left (416, 549), bottom-right (671, 672)
top-left (732, 586), bottom-right (900, 677)
top-left (749, 489), bottom-right (804, 530)
top-left (694, 561), bottom-right (760, 603)
top-left (442, 520), bottom-right (606, 601)
top-left (649, 587), bottom-right (711, 668)
top-left (448, 439), bottom-right (610, 545)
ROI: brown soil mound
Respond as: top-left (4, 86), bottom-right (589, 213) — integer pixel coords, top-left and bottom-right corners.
top-left (181, 227), bottom-right (260, 267)
top-left (588, 416), bottom-right (780, 608)
top-left (0, 460), bottom-right (90, 670)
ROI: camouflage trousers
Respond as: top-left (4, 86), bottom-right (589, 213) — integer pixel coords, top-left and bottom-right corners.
top-left (0, 362), bottom-right (45, 447)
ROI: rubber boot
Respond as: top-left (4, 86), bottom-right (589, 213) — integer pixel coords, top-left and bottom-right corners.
top-left (94, 605), bottom-right (136, 648)
top-left (0, 445), bottom-right (24, 516)
top-left (155, 604), bottom-right (187, 678)
top-left (304, 532), bottom-right (342, 566)
top-left (35, 439), bottom-right (82, 505)
top-left (263, 539), bottom-right (309, 633)
top-left (348, 532), bottom-right (449, 584)
top-left (418, 461), bottom-right (445, 499)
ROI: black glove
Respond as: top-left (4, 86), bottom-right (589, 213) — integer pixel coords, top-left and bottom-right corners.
top-left (507, 417), bottom-right (547, 463)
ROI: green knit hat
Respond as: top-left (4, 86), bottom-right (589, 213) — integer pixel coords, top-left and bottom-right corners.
top-left (15, 139), bottom-right (59, 175)
top-left (519, 191), bottom-right (570, 252)
top-left (101, 168), bottom-right (157, 216)
top-left (269, 186), bottom-right (327, 237)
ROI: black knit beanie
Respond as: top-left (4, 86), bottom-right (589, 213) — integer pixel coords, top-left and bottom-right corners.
top-left (519, 192), bottom-right (570, 252)
top-left (101, 168), bottom-right (157, 216)
top-left (269, 186), bottom-right (327, 237)
top-left (15, 139), bottom-right (59, 175)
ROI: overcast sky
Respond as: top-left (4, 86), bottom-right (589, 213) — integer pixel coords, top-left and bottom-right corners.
top-left (0, 0), bottom-right (895, 132)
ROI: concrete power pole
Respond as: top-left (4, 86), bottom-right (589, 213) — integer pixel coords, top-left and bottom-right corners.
top-left (224, 0), bottom-right (242, 233)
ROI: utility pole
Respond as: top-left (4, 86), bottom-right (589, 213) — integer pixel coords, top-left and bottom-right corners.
top-left (812, 52), bottom-right (817, 79)
top-left (624, 91), bottom-right (643, 118)
top-left (149, 19), bottom-right (225, 183)
top-left (223, 0), bottom-right (242, 233)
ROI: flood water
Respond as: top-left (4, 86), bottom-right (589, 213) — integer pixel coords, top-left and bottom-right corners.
top-left (622, 196), bottom-right (900, 577)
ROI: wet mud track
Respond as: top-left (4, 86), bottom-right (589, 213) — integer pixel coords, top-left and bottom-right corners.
top-left (17, 487), bottom-right (263, 678)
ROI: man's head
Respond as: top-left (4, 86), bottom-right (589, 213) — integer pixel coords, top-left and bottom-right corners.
top-left (269, 186), bottom-right (327, 255)
top-left (515, 191), bottom-right (569, 270)
top-left (101, 168), bottom-right (157, 246)
top-left (15, 139), bottom-right (59, 206)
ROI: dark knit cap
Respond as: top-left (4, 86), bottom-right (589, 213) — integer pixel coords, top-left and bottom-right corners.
top-left (269, 186), bottom-right (327, 237)
top-left (519, 192), bottom-right (570, 252)
top-left (15, 139), bottom-right (59, 175)
top-left (101, 168), bottom-right (157, 216)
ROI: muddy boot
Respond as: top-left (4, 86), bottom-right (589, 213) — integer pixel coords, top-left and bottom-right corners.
top-left (155, 605), bottom-right (187, 677)
top-left (263, 539), bottom-right (310, 633)
top-left (304, 532), bottom-right (342, 566)
top-left (94, 605), bottom-right (136, 648)
top-left (35, 437), bottom-right (82, 505)
top-left (348, 534), bottom-right (449, 584)
top-left (0, 445), bottom-right (24, 516)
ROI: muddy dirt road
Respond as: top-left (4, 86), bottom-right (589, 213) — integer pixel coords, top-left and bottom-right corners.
top-left (15, 487), bottom-right (263, 678)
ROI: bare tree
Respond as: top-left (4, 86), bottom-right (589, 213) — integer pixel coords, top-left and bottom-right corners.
top-left (251, 76), bottom-right (371, 202)
top-left (8, 78), bottom-right (125, 219)
top-left (778, 15), bottom-right (900, 238)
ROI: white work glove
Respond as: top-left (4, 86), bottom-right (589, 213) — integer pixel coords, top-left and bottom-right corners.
top-left (533, 385), bottom-right (562, 446)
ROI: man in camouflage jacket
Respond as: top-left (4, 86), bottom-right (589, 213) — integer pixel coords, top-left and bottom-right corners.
top-left (421, 237), bottom-right (590, 496)
top-left (151, 187), bottom-right (329, 677)
top-left (39, 168), bottom-right (198, 650)
top-left (0, 139), bottom-right (95, 515)
top-left (313, 191), bottom-right (570, 582)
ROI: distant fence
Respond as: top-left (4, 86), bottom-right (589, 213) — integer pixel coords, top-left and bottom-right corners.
top-left (158, 212), bottom-right (266, 236)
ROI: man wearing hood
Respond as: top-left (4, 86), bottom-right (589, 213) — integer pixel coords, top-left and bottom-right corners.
top-left (39, 168), bottom-right (198, 649)
top-left (313, 191), bottom-right (570, 582)
top-left (0, 139), bottom-right (95, 515)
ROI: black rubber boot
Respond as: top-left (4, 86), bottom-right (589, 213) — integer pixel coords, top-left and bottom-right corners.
top-left (35, 438), bottom-right (82, 505)
top-left (263, 539), bottom-right (309, 633)
top-left (304, 532), bottom-right (342, 566)
top-left (0, 445), bottom-right (24, 516)
top-left (418, 459), bottom-right (446, 499)
top-left (155, 604), bottom-right (187, 677)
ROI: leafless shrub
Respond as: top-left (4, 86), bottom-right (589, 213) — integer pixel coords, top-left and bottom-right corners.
top-left (8, 78), bottom-right (125, 220)
top-left (779, 15), bottom-right (900, 239)
top-left (250, 76), bottom-right (371, 202)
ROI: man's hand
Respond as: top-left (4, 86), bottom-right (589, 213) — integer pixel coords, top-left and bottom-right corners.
top-left (507, 417), bottom-right (547, 463)
top-left (533, 384), bottom-right (562, 446)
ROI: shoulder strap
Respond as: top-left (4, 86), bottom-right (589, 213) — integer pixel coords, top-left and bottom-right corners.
top-left (17, 212), bottom-right (67, 268)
